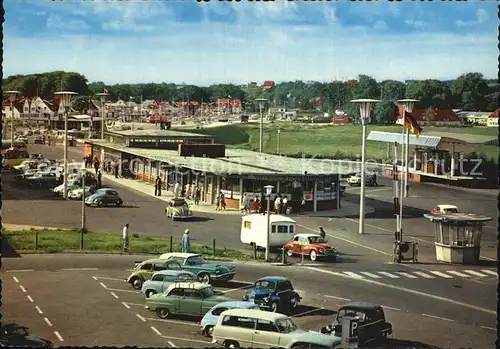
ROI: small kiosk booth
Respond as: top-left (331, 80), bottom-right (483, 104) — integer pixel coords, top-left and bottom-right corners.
top-left (423, 212), bottom-right (492, 264)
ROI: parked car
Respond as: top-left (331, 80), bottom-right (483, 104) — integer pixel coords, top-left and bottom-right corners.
top-left (13, 160), bottom-right (38, 172)
top-left (159, 252), bottom-right (235, 284)
top-left (0, 323), bottom-right (52, 347)
top-left (200, 301), bottom-right (260, 338)
top-left (141, 270), bottom-right (197, 298)
top-left (243, 276), bottom-right (301, 314)
top-left (347, 173), bottom-right (376, 186)
top-left (53, 181), bottom-right (81, 196)
top-left (212, 309), bottom-right (341, 349)
top-left (25, 172), bottom-right (58, 188)
top-left (320, 302), bottom-right (392, 344)
top-left (85, 188), bottom-right (123, 207)
top-left (430, 204), bottom-right (459, 214)
top-left (13, 169), bottom-right (38, 184)
top-left (68, 186), bottom-right (96, 200)
top-left (165, 198), bottom-right (193, 220)
top-left (145, 282), bottom-right (233, 319)
top-left (284, 234), bottom-right (339, 262)
top-left (126, 258), bottom-right (183, 290)
top-left (285, 333), bottom-right (342, 349)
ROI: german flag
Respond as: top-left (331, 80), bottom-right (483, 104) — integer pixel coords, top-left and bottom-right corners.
top-left (403, 111), bottom-right (423, 137)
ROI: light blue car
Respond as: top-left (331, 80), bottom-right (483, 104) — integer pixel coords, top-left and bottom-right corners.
top-left (141, 270), bottom-right (197, 298)
top-left (200, 301), bottom-right (260, 338)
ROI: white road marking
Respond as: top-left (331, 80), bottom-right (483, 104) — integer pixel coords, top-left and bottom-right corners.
top-left (160, 336), bottom-right (212, 345)
top-left (136, 314), bottom-right (147, 322)
top-left (481, 325), bottom-right (496, 331)
top-left (324, 295), bottom-right (351, 301)
top-left (306, 267), bottom-right (497, 315)
top-left (429, 271), bottom-right (453, 278)
top-left (168, 340), bottom-right (177, 347)
top-left (446, 270), bottom-right (470, 278)
top-left (146, 317), bottom-right (200, 327)
top-left (150, 326), bottom-right (162, 336)
top-left (342, 272), bottom-right (364, 279)
top-left (381, 305), bottom-right (401, 311)
top-left (359, 272), bottom-right (382, 278)
top-left (20, 285), bottom-right (27, 292)
top-left (122, 302), bottom-right (131, 309)
top-left (422, 314), bottom-right (455, 322)
top-left (62, 268), bottom-right (99, 271)
top-left (13, 276), bottom-right (19, 283)
top-left (480, 269), bottom-right (498, 277)
top-left (110, 292), bottom-right (119, 299)
top-left (220, 285), bottom-right (253, 294)
top-left (94, 276), bottom-right (126, 281)
top-left (412, 271), bottom-right (435, 279)
top-left (6, 269), bottom-right (34, 272)
top-left (292, 307), bottom-right (324, 317)
top-left (396, 272), bottom-right (418, 279)
top-left (106, 287), bottom-right (140, 294)
top-left (463, 270), bottom-right (488, 277)
top-left (27, 295), bottom-right (34, 302)
top-left (377, 272), bottom-right (400, 278)
top-left (92, 276), bottom-right (98, 281)
top-left (35, 306), bottom-right (43, 314)
top-left (99, 282), bottom-right (107, 289)
top-left (231, 279), bottom-right (253, 284)
top-left (54, 331), bottom-right (64, 342)
top-left (44, 318), bottom-right (53, 327)
top-left (124, 302), bottom-right (145, 307)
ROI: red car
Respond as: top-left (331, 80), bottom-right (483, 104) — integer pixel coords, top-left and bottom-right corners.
top-left (284, 233), bottom-right (339, 262)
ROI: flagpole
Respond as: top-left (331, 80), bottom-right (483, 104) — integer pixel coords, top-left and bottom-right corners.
top-left (399, 110), bottom-right (405, 237)
top-left (404, 129), bottom-right (410, 197)
top-left (88, 96), bottom-right (92, 139)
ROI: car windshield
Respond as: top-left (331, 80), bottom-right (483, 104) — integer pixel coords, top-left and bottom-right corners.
top-left (254, 280), bottom-right (276, 291)
top-left (172, 200), bottom-right (186, 207)
top-left (275, 318), bottom-right (297, 333)
top-left (444, 208), bottom-right (458, 213)
top-left (200, 286), bottom-right (215, 298)
top-left (186, 255), bottom-right (205, 265)
top-left (308, 236), bottom-right (326, 243)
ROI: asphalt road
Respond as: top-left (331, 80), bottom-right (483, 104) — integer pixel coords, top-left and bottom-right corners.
top-left (2, 255), bottom-right (497, 348)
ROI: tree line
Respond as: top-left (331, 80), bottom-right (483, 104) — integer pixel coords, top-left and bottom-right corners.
top-left (2, 71), bottom-right (498, 123)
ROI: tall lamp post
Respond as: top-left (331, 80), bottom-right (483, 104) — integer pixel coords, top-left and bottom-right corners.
top-left (96, 92), bottom-right (109, 139)
top-left (5, 90), bottom-right (21, 143)
top-left (55, 91), bottom-right (78, 199)
top-left (397, 99), bottom-right (419, 199)
top-left (255, 98), bottom-right (269, 153)
top-left (264, 184), bottom-right (274, 262)
top-left (350, 99), bottom-right (380, 235)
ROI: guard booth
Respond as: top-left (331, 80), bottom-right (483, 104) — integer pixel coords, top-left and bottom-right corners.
top-left (423, 213), bottom-right (492, 264)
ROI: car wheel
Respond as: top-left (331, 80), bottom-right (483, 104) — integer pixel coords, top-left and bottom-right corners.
top-left (96, 200), bottom-right (103, 207)
top-left (156, 308), bottom-right (170, 319)
top-left (204, 325), bottom-right (214, 338)
top-left (309, 250), bottom-right (317, 261)
top-left (270, 301), bottom-right (278, 313)
top-left (290, 297), bottom-right (299, 308)
top-left (131, 277), bottom-right (143, 290)
top-left (286, 249), bottom-right (294, 257)
top-left (198, 273), bottom-right (210, 284)
top-left (223, 340), bottom-right (239, 349)
top-left (116, 199), bottom-right (122, 206)
top-left (145, 290), bottom-right (156, 298)
top-left (85, 203), bottom-right (90, 207)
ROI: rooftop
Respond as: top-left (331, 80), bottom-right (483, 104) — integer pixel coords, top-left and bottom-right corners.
top-left (423, 213), bottom-right (493, 222)
top-left (106, 129), bottom-right (213, 138)
top-left (367, 131), bottom-right (498, 148)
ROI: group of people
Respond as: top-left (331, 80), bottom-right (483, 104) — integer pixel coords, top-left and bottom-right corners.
top-left (240, 193), bottom-right (297, 215)
top-left (172, 181), bottom-right (201, 205)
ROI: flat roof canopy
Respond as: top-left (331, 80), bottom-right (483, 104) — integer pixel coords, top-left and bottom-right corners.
top-left (106, 129), bottom-right (213, 139)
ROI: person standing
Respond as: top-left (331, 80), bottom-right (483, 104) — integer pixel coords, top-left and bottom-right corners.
top-left (194, 187), bottom-right (201, 205)
top-left (319, 227), bottom-right (326, 240)
top-left (173, 181), bottom-right (180, 197)
top-left (219, 191), bottom-right (226, 210)
top-left (182, 229), bottom-right (191, 253)
top-left (282, 196), bottom-right (288, 215)
top-left (155, 176), bottom-right (162, 196)
top-left (300, 196), bottom-right (305, 214)
top-left (123, 223), bottom-right (130, 253)
top-left (259, 194), bottom-right (266, 214)
top-left (114, 163), bottom-right (119, 178)
top-left (97, 170), bottom-right (102, 189)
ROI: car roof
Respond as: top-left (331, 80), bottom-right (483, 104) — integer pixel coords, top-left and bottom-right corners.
top-left (152, 270), bottom-right (193, 276)
top-left (437, 204), bottom-right (458, 210)
top-left (243, 214), bottom-right (296, 224)
top-left (221, 308), bottom-right (289, 321)
top-left (294, 233), bottom-right (320, 239)
top-left (166, 282), bottom-right (211, 292)
top-left (256, 276), bottom-right (289, 282)
top-left (161, 252), bottom-right (200, 259)
top-left (212, 301), bottom-right (259, 309)
top-left (341, 302), bottom-right (382, 310)
top-left (142, 258), bottom-right (179, 264)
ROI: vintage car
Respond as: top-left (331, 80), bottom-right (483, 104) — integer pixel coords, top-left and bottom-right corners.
top-left (145, 282), bottom-right (233, 319)
top-left (200, 301), bottom-right (260, 337)
top-left (212, 309), bottom-right (341, 349)
top-left (68, 186), bottom-right (96, 200)
top-left (243, 276), bottom-right (301, 314)
top-left (430, 204), bottom-right (459, 214)
top-left (25, 172), bottom-right (58, 188)
top-left (13, 169), bottom-right (39, 184)
top-left (126, 258), bottom-right (183, 289)
top-left (159, 252), bottom-right (235, 284)
top-left (347, 173), bottom-right (376, 186)
top-left (165, 198), bottom-right (193, 220)
top-left (320, 302), bottom-right (392, 344)
top-left (284, 233), bottom-right (339, 262)
top-left (0, 323), bottom-right (52, 348)
top-left (85, 188), bottom-right (123, 207)
top-left (141, 269), bottom-right (197, 298)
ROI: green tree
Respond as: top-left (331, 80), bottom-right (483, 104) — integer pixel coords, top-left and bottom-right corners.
top-left (451, 72), bottom-right (489, 111)
top-left (405, 80), bottom-right (453, 109)
top-left (380, 80), bottom-right (406, 101)
top-left (373, 101), bottom-right (397, 124)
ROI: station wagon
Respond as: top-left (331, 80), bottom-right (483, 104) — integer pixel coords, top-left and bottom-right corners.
top-left (141, 270), bottom-right (197, 298)
top-left (200, 301), bottom-right (260, 337)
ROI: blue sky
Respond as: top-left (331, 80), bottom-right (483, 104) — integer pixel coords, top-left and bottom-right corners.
top-left (4, 0), bottom-right (497, 85)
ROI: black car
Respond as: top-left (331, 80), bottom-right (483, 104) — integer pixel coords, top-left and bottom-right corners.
top-left (320, 302), bottom-right (392, 344)
top-left (26, 172), bottom-right (58, 188)
top-left (0, 323), bottom-right (52, 347)
top-left (242, 276), bottom-right (301, 314)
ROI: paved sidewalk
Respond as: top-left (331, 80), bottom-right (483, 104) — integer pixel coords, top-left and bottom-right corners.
top-left (3, 224), bottom-right (71, 231)
top-left (100, 173), bottom-right (370, 218)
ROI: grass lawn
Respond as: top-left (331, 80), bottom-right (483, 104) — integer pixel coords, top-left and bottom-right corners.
top-left (4, 229), bottom-right (254, 260)
top-left (187, 124), bottom-right (498, 162)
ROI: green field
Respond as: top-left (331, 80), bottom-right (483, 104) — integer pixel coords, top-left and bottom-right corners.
top-left (188, 124), bottom-right (498, 163)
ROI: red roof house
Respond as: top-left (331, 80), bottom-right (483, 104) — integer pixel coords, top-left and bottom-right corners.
top-left (395, 105), bottom-right (459, 124)
top-left (263, 81), bottom-right (274, 90)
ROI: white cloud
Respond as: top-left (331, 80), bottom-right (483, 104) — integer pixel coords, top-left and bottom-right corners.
top-left (404, 19), bottom-right (427, 28)
top-left (3, 23), bottom-right (496, 85)
top-left (46, 14), bottom-right (90, 31)
top-left (456, 8), bottom-right (489, 27)
top-left (373, 20), bottom-right (388, 31)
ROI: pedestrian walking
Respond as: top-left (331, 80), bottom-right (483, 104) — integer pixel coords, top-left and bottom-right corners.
top-left (155, 176), bottom-right (162, 196)
top-left (300, 197), bottom-right (305, 214)
top-left (123, 223), bottom-right (130, 253)
top-left (219, 191), bottom-right (226, 210)
top-left (182, 229), bottom-right (191, 253)
top-left (274, 195), bottom-right (282, 214)
top-left (259, 194), bottom-right (266, 214)
top-left (114, 163), bottom-right (119, 178)
top-left (93, 158), bottom-right (100, 174)
top-left (97, 170), bottom-right (102, 189)
top-left (173, 181), bottom-right (180, 197)
top-left (319, 227), bottom-right (326, 240)
top-left (185, 183), bottom-right (191, 199)
top-left (282, 196), bottom-right (288, 215)
top-left (194, 187), bottom-right (201, 205)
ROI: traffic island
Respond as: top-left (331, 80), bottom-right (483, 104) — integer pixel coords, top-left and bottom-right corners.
top-left (2, 228), bottom-right (256, 261)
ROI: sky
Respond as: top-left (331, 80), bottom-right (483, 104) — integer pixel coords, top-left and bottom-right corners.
top-left (3, 0), bottom-right (498, 85)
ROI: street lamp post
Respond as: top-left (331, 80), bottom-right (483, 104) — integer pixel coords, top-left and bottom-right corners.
top-left (5, 91), bottom-right (21, 143)
top-left (397, 99), bottom-right (419, 199)
top-left (350, 99), bottom-right (380, 235)
top-left (264, 184), bottom-right (274, 262)
top-left (55, 91), bottom-right (78, 199)
top-left (255, 98), bottom-right (269, 153)
top-left (96, 92), bottom-right (109, 139)
top-left (277, 129), bottom-right (281, 154)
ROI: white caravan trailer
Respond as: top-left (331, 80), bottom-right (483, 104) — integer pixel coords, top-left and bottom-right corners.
top-left (240, 214), bottom-right (296, 249)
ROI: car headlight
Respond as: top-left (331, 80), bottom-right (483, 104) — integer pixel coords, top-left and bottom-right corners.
top-left (319, 248), bottom-right (325, 253)
top-left (243, 294), bottom-right (248, 301)
top-left (263, 297), bottom-right (270, 303)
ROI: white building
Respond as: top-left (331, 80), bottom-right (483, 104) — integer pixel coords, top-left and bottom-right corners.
top-left (22, 97), bottom-right (54, 120)
top-left (2, 106), bottom-right (21, 119)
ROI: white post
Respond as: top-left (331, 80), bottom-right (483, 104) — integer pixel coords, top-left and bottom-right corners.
top-left (276, 181), bottom-right (280, 194)
top-left (404, 128), bottom-right (410, 197)
top-left (394, 142), bottom-right (400, 233)
top-left (265, 196), bottom-right (271, 261)
top-left (336, 177), bottom-right (340, 209)
top-left (414, 150), bottom-right (418, 170)
top-left (81, 171), bottom-right (86, 230)
top-left (63, 108), bottom-right (69, 199)
top-left (359, 122), bottom-right (367, 234)
top-left (10, 100), bottom-right (14, 142)
top-left (313, 179), bottom-right (318, 212)
top-left (239, 177), bottom-right (244, 208)
top-left (451, 147), bottom-right (455, 177)
top-left (399, 123), bottom-right (404, 235)
top-left (101, 97), bottom-right (106, 139)
top-left (259, 104), bottom-right (263, 153)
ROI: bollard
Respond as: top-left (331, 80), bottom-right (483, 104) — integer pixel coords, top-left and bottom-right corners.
top-left (253, 243), bottom-right (257, 260)
top-left (80, 230), bottom-right (84, 250)
top-left (281, 247), bottom-right (287, 265)
top-left (169, 236), bottom-right (173, 252)
top-left (213, 239), bottom-right (216, 258)
top-left (35, 231), bottom-right (39, 250)
top-left (300, 247), bottom-right (304, 265)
